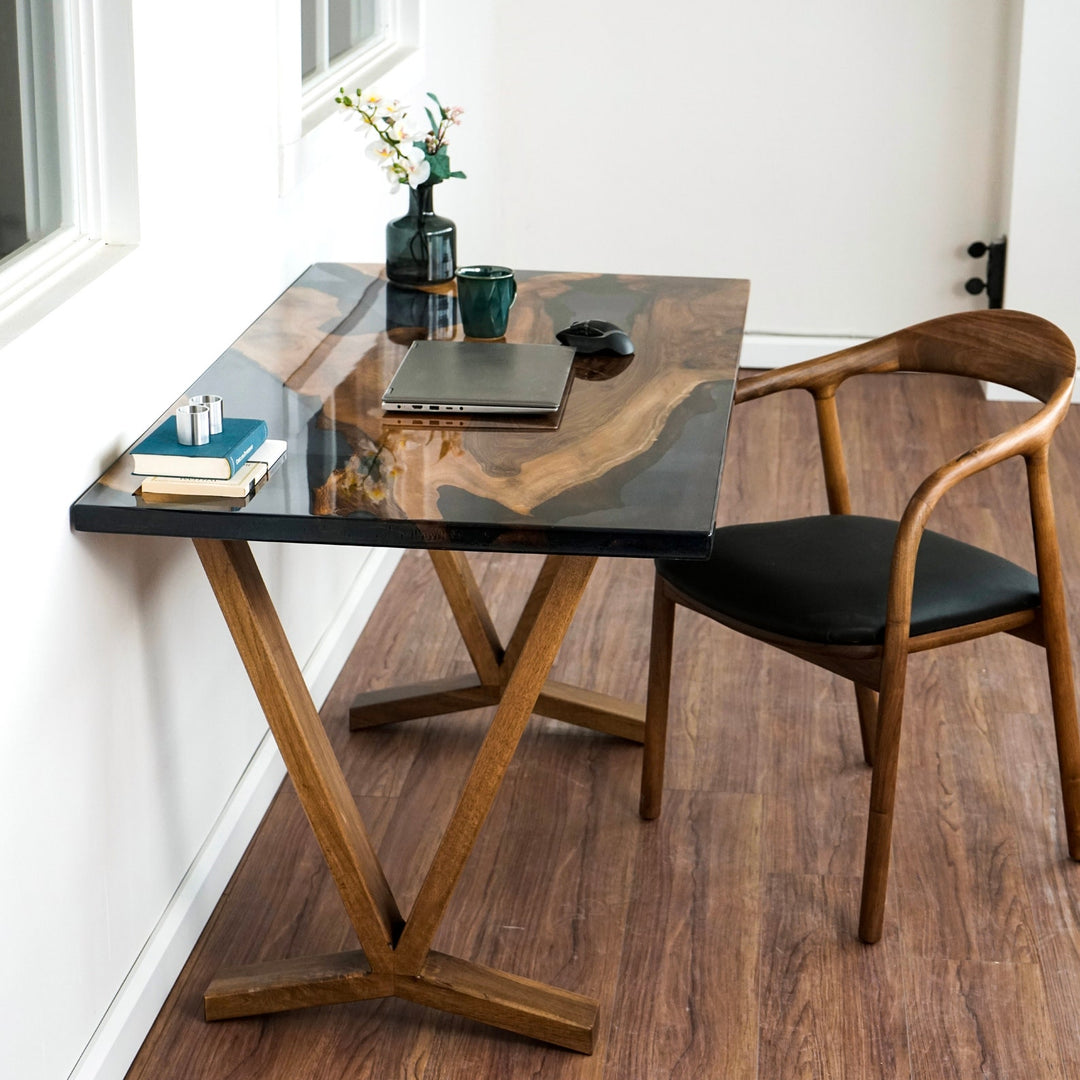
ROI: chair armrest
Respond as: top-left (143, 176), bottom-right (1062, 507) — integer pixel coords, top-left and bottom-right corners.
top-left (884, 377), bottom-right (1072, 645)
top-left (905, 376), bottom-right (1071, 524)
top-left (734, 337), bottom-right (900, 405)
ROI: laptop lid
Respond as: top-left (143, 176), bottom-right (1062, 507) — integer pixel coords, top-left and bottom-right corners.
top-left (382, 340), bottom-right (577, 414)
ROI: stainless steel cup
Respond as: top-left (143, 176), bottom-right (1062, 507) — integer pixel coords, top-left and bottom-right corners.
top-left (188, 394), bottom-right (223, 435)
top-left (176, 403), bottom-right (211, 445)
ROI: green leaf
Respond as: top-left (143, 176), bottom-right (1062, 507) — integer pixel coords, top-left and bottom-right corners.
top-left (448, 170), bottom-right (466, 179)
top-left (428, 155), bottom-right (451, 180)
top-left (426, 90), bottom-right (443, 112)
top-left (425, 106), bottom-right (438, 134)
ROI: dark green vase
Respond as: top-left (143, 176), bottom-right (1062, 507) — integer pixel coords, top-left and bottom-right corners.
top-left (385, 182), bottom-right (456, 286)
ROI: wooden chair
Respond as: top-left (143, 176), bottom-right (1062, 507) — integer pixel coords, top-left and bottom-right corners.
top-left (639, 309), bottom-right (1080, 943)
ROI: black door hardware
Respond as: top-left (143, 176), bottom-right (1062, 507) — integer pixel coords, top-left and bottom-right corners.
top-left (965, 237), bottom-right (1007, 309)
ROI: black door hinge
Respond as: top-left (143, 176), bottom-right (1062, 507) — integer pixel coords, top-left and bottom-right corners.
top-left (965, 236), bottom-right (1007, 309)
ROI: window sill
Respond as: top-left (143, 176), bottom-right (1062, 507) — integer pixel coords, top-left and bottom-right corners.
top-left (301, 38), bottom-right (421, 137)
top-left (0, 240), bottom-right (136, 351)
top-left (279, 0), bottom-right (423, 199)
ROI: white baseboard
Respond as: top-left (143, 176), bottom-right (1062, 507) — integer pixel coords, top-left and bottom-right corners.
top-left (982, 381), bottom-right (1037, 402)
top-left (739, 332), bottom-right (869, 370)
top-left (67, 546), bottom-right (402, 1080)
top-left (983, 380), bottom-right (1080, 403)
top-left (743, 334), bottom-right (1080, 405)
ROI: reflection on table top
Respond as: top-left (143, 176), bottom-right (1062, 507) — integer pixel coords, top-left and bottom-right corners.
top-left (70, 264), bottom-right (749, 558)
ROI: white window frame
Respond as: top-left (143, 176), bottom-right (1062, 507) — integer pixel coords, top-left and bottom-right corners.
top-left (278, 0), bottom-right (421, 195)
top-left (0, 0), bottom-right (139, 338)
top-left (302, 1), bottom-right (386, 125)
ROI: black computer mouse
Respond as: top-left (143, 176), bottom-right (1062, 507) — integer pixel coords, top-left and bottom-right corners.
top-left (555, 319), bottom-right (635, 356)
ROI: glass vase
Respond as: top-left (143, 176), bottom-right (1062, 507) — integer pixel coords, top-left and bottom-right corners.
top-left (385, 183), bottom-right (456, 287)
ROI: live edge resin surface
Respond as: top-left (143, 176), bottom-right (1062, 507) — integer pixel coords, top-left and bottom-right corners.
top-left (71, 265), bottom-right (748, 559)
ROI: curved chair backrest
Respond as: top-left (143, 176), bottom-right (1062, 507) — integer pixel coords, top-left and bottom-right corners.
top-left (735, 310), bottom-right (1076, 519)
top-left (739, 310), bottom-right (1076, 407)
top-left (895, 310), bottom-right (1075, 404)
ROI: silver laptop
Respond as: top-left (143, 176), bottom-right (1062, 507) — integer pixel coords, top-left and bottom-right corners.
top-left (382, 340), bottom-right (577, 414)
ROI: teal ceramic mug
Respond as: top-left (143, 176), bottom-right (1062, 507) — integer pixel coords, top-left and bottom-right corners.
top-left (455, 265), bottom-right (517, 339)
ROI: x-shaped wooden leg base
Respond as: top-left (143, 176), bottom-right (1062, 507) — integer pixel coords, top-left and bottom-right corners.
top-left (193, 539), bottom-right (600, 1052)
top-left (349, 551), bottom-right (646, 744)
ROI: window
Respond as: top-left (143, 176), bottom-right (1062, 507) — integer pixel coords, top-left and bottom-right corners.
top-left (301, 0), bottom-right (387, 82)
top-left (0, 0), bottom-right (137, 331)
top-left (298, 0), bottom-right (417, 135)
top-left (0, 0), bottom-right (68, 265)
top-left (276, 0), bottom-right (418, 196)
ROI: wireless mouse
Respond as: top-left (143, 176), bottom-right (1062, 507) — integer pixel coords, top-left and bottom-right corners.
top-left (555, 319), bottom-right (635, 356)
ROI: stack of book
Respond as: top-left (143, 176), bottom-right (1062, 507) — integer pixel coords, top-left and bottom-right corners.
top-left (131, 415), bottom-right (287, 498)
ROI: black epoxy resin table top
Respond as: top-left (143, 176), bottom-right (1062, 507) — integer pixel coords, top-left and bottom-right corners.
top-left (71, 265), bottom-right (748, 558)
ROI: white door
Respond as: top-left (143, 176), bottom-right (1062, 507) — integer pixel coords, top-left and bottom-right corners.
top-left (995, 0), bottom-right (1080, 401)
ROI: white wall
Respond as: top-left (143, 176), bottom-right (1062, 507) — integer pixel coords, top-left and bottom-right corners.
top-left (430, 0), bottom-right (1018, 343)
top-left (1002, 0), bottom-right (1080, 354)
top-left (0, 3), bottom-right (1027, 1078)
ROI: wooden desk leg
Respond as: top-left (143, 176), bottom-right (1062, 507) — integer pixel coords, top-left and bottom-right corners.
top-left (396, 554), bottom-right (596, 968)
top-left (349, 551), bottom-right (646, 742)
top-left (349, 548), bottom-right (504, 728)
top-left (193, 538), bottom-right (401, 971)
top-left (392, 553), bottom-right (600, 1051)
top-left (195, 540), bottom-right (600, 1052)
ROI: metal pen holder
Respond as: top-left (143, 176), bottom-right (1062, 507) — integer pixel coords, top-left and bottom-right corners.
top-left (188, 394), bottom-right (223, 434)
top-left (176, 404), bottom-right (211, 446)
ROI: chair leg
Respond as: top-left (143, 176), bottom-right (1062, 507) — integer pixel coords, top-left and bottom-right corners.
top-left (1028, 449), bottom-right (1080, 858)
top-left (858, 652), bottom-right (909, 944)
top-left (854, 684), bottom-right (878, 767)
top-left (1042, 613), bottom-right (1080, 860)
top-left (640, 577), bottom-right (676, 820)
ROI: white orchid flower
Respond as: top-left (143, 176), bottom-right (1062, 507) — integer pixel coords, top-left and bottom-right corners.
top-left (359, 88), bottom-right (383, 109)
top-left (388, 120), bottom-right (421, 147)
top-left (401, 156), bottom-right (431, 187)
top-left (366, 140), bottom-right (397, 166)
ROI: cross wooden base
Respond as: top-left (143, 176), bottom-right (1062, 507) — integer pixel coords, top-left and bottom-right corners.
top-left (349, 551), bottom-right (646, 743)
top-left (192, 540), bottom-right (630, 1052)
top-left (204, 949), bottom-right (597, 1052)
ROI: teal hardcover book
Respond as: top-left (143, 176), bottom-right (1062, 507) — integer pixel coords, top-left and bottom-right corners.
top-left (130, 417), bottom-right (268, 479)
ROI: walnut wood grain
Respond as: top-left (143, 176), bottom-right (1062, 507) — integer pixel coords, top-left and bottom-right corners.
top-left (204, 950), bottom-right (393, 1020)
top-left (71, 267), bottom-right (748, 559)
top-left (609, 790), bottom-right (762, 1079)
top-left (395, 555), bottom-right (597, 970)
top-left (427, 550), bottom-right (504, 684)
top-left (640, 577), bottom-right (676, 819)
top-left (193, 537), bottom-right (402, 968)
top-left (760, 875), bottom-right (910, 1078)
top-left (348, 545), bottom-right (647, 744)
top-left (532, 680), bottom-right (645, 742)
top-left (399, 951), bottom-right (598, 1054)
top-left (347, 673), bottom-right (645, 740)
top-left (349, 674), bottom-right (499, 728)
top-left (195, 538), bottom-right (603, 1048)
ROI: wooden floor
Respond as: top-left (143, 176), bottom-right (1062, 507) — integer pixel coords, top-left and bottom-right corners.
top-left (128, 373), bottom-right (1080, 1079)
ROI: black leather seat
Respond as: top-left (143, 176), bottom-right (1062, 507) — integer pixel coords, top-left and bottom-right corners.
top-left (656, 515), bottom-right (1041, 647)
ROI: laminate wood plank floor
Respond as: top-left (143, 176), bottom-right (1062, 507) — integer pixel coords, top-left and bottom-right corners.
top-left (127, 373), bottom-right (1080, 1079)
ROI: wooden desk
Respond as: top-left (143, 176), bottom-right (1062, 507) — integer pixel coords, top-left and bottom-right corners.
top-left (70, 265), bottom-right (748, 1052)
